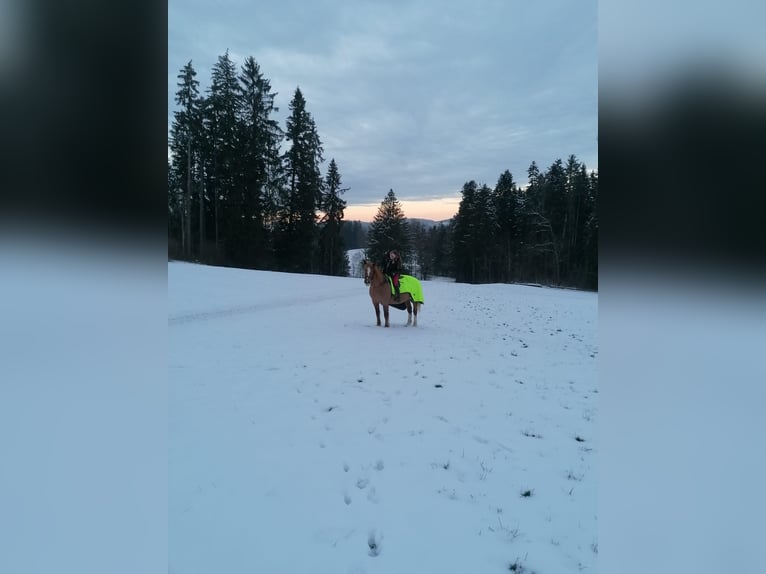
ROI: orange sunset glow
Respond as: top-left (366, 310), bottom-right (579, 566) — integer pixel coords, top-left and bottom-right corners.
top-left (344, 197), bottom-right (461, 223)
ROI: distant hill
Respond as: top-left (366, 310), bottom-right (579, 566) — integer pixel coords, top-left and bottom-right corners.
top-left (407, 218), bottom-right (452, 229)
top-left (351, 221), bottom-right (371, 231)
top-left (342, 218), bottom-right (451, 250)
top-left (345, 218), bottom-right (451, 228)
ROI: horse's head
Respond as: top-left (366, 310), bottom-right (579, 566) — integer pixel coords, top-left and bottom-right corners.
top-left (362, 259), bottom-right (374, 285)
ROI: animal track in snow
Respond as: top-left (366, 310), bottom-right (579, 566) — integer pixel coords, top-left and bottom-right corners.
top-left (437, 487), bottom-right (458, 500)
top-left (356, 478), bottom-right (369, 489)
top-left (367, 530), bottom-right (381, 557)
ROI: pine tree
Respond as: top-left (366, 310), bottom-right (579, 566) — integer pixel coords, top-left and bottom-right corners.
top-left (366, 189), bottom-right (412, 267)
top-left (544, 159), bottom-right (567, 284)
top-left (203, 50), bottom-right (240, 259)
top-left (445, 157), bottom-right (596, 288)
top-left (520, 161), bottom-right (554, 284)
top-left (563, 155), bottom-right (591, 285)
top-left (318, 158), bottom-right (349, 276)
top-left (261, 135), bottom-right (287, 269)
top-left (169, 60), bottom-right (201, 259)
top-left (168, 159), bottom-right (182, 256)
top-left (452, 180), bottom-right (480, 283)
top-left (279, 87), bottom-right (324, 272)
top-left (474, 183), bottom-right (496, 282)
top-left (493, 170), bottom-right (521, 282)
top-left (584, 170), bottom-right (598, 289)
top-left (237, 56), bottom-right (282, 268)
top-left (526, 161), bottom-right (542, 208)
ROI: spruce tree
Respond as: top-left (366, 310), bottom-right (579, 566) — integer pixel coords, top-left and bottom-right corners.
top-left (318, 158), bottom-right (349, 276)
top-left (279, 87), bottom-right (324, 272)
top-left (203, 50), bottom-right (240, 258)
top-left (544, 158), bottom-right (567, 284)
top-left (168, 159), bottom-right (182, 256)
top-left (237, 56), bottom-right (282, 268)
top-left (474, 183), bottom-right (496, 282)
top-left (366, 189), bottom-right (412, 267)
top-left (169, 60), bottom-right (201, 259)
top-left (452, 180), bottom-right (480, 283)
top-left (584, 170), bottom-right (598, 289)
top-left (520, 161), bottom-right (552, 284)
top-left (563, 156), bottom-right (591, 285)
top-left (493, 170), bottom-right (521, 282)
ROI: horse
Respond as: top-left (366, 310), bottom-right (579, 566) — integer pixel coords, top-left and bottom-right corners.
top-left (362, 259), bottom-right (423, 328)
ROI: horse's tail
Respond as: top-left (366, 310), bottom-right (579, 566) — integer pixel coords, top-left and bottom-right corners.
top-left (414, 302), bottom-right (422, 313)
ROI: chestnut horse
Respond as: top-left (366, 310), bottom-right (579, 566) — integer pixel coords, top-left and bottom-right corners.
top-left (362, 259), bottom-right (422, 327)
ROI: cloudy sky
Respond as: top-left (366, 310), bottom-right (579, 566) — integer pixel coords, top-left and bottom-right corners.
top-left (169, 0), bottom-right (597, 221)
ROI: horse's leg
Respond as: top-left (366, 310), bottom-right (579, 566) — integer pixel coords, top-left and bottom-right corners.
top-left (373, 300), bottom-right (381, 326)
top-left (406, 299), bottom-right (412, 325)
top-left (383, 304), bottom-right (390, 327)
top-left (413, 302), bottom-right (418, 327)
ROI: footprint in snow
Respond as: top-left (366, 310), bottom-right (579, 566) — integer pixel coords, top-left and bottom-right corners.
top-left (367, 530), bottom-right (381, 557)
top-left (356, 478), bottom-right (369, 489)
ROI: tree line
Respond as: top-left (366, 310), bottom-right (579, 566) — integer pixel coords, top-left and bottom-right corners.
top-left (168, 51), bottom-right (349, 276)
top-left (357, 158), bottom-right (597, 290)
top-left (450, 157), bottom-right (598, 289)
top-left (169, 53), bottom-right (597, 289)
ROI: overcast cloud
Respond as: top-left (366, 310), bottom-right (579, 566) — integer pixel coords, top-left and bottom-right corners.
top-left (169, 0), bottom-right (597, 218)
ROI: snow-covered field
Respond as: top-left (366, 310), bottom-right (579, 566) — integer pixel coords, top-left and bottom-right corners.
top-left (169, 262), bottom-right (598, 573)
top-left (4, 242), bottom-right (764, 574)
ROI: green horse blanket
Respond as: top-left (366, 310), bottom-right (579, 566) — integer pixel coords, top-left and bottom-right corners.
top-left (387, 274), bottom-right (424, 304)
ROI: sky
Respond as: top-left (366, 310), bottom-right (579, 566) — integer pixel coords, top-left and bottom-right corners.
top-left (168, 0), bottom-right (597, 221)
top-left (599, 0), bottom-right (766, 100)
top-left (168, 260), bottom-right (598, 573)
